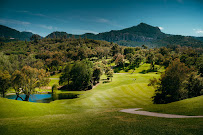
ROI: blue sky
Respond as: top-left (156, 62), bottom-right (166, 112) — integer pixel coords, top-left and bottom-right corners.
top-left (0, 0), bottom-right (203, 37)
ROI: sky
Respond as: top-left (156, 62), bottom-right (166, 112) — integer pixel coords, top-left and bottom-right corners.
top-left (0, 0), bottom-right (203, 37)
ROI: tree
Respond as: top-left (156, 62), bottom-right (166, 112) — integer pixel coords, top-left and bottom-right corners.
top-left (196, 55), bottom-right (203, 77)
top-left (59, 63), bottom-right (72, 85)
top-left (133, 54), bottom-right (142, 68)
top-left (11, 66), bottom-right (50, 101)
top-left (115, 54), bottom-right (124, 66)
top-left (126, 53), bottom-right (134, 65)
top-left (92, 66), bottom-right (102, 85)
top-left (70, 61), bottom-right (93, 90)
top-left (30, 34), bottom-right (41, 44)
top-left (151, 59), bottom-right (190, 104)
top-left (11, 70), bottom-right (24, 100)
top-left (154, 53), bottom-right (164, 65)
top-left (105, 67), bottom-right (113, 81)
top-left (106, 70), bottom-right (113, 81)
top-left (184, 72), bottom-right (203, 98)
top-left (78, 47), bottom-right (88, 60)
top-left (159, 47), bottom-right (169, 56)
top-left (52, 84), bottom-right (58, 94)
top-left (95, 47), bottom-right (104, 59)
top-left (0, 70), bottom-right (10, 97)
top-left (110, 44), bottom-right (120, 56)
top-left (0, 52), bottom-right (13, 73)
top-left (103, 47), bottom-right (110, 59)
top-left (142, 45), bottom-right (148, 49)
top-left (146, 53), bottom-right (154, 64)
top-left (124, 47), bottom-right (134, 55)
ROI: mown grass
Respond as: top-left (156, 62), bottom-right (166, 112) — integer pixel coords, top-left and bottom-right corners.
top-left (114, 63), bottom-right (165, 74)
top-left (48, 78), bottom-right (59, 87)
top-left (0, 64), bottom-right (202, 135)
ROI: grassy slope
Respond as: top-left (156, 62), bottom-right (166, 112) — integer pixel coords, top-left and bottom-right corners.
top-left (0, 64), bottom-right (202, 135)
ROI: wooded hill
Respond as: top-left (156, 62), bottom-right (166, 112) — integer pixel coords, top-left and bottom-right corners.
top-left (1, 23), bottom-right (203, 48)
top-left (0, 25), bottom-right (34, 41)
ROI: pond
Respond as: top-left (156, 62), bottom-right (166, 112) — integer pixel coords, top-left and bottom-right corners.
top-left (5, 93), bottom-right (79, 103)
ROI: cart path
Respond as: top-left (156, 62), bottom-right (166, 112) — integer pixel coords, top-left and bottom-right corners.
top-left (120, 108), bottom-right (203, 118)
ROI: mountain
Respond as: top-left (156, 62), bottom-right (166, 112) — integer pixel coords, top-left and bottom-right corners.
top-left (0, 25), bottom-right (34, 41)
top-left (46, 23), bottom-right (168, 42)
top-left (194, 37), bottom-right (203, 42)
top-left (1, 23), bottom-right (203, 48)
top-left (94, 23), bottom-right (168, 42)
top-left (46, 23), bottom-right (202, 48)
top-left (46, 31), bottom-right (73, 39)
top-left (152, 35), bottom-right (203, 48)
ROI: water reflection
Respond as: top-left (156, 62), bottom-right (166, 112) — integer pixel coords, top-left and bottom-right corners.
top-left (6, 93), bottom-right (79, 103)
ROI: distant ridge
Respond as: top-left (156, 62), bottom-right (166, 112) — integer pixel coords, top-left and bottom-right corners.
top-left (46, 23), bottom-right (168, 42)
top-left (0, 25), bottom-right (34, 41)
top-left (1, 23), bottom-right (203, 48)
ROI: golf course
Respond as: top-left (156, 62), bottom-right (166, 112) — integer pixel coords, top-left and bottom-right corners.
top-left (0, 64), bottom-right (202, 135)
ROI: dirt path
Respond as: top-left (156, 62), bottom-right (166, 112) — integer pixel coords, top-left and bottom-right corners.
top-left (120, 108), bottom-right (203, 118)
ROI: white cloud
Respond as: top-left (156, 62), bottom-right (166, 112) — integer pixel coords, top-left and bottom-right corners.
top-left (0, 19), bottom-right (30, 25)
top-left (72, 29), bottom-right (98, 34)
top-left (38, 24), bottom-right (57, 30)
top-left (159, 27), bottom-right (164, 30)
top-left (193, 29), bottom-right (203, 34)
top-left (96, 18), bottom-right (109, 23)
top-left (95, 18), bottom-right (124, 28)
top-left (196, 30), bottom-right (203, 34)
top-left (38, 25), bottom-right (53, 30)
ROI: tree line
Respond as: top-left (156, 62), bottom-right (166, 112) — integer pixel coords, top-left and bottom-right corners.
top-left (0, 37), bottom-right (203, 103)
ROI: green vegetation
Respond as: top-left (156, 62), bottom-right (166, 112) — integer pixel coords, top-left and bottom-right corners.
top-left (2, 23), bottom-right (203, 48)
top-left (0, 70), bottom-right (10, 97)
top-left (0, 36), bottom-right (202, 135)
top-left (10, 66), bottom-right (50, 101)
top-left (60, 60), bottom-right (94, 90)
top-left (0, 67), bottom-right (202, 134)
top-left (0, 25), bottom-right (34, 41)
top-left (149, 59), bottom-right (203, 104)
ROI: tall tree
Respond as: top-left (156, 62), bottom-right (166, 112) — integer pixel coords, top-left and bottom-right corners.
top-left (70, 61), bottom-right (93, 90)
top-left (0, 70), bottom-right (10, 97)
top-left (92, 66), bottom-right (102, 84)
top-left (151, 59), bottom-right (190, 103)
top-left (59, 63), bottom-right (72, 85)
top-left (115, 54), bottom-right (124, 66)
top-left (126, 53), bottom-right (134, 65)
top-left (11, 66), bottom-right (50, 101)
top-left (105, 67), bottom-right (113, 81)
top-left (11, 70), bottom-right (24, 100)
top-left (185, 72), bottom-right (203, 98)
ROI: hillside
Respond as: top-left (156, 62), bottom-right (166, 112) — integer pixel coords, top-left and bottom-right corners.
top-left (46, 31), bottom-right (74, 39)
top-left (0, 25), bottom-right (33, 41)
top-left (45, 23), bottom-right (203, 48)
top-left (1, 23), bottom-right (203, 48)
top-left (152, 35), bottom-right (203, 48)
top-left (46, 23), bottom-right (167, 42)
top-left (195, 37), bottom-right (203, 42)
top-left (95, 23), bottom-right (167, 42)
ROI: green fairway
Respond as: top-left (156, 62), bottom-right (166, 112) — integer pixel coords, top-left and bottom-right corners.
top-left (0, 65), bottom-right (202, 135)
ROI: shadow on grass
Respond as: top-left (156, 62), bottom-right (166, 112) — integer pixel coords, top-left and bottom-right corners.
top-left (140, 68), bottom-right (158, 74)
